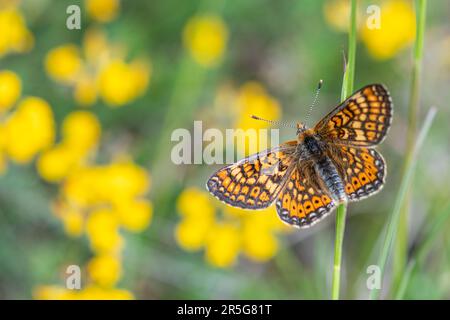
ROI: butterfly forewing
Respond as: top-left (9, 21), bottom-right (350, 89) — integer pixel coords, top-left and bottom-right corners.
top-left (206, 141), bottom-right (298, 209)
top-left (314, 84), bottom-right (392, 147)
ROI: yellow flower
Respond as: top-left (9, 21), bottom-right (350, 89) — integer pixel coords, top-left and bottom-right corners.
top-left (86, 208), bottom-right (123, 253)
top-left (4, 97), bottom-right (55, 163)
top-left (78, 285), bottom-right (133, 300)
top-left (115, 198), bottom-right (153, 232)
top-left (183, 15), bottom-right (228, 67)
top-left (45, 45), bottom-right (82, 83)
top-left (37, 144), bottom-right (80, 182)
top-left (62, 111), bottom-right (101, 152)
top-left (205, 222), bottom-right (241, 268)
top-left (88, 254), bottom-right (122, 287)
top-left (361, 0), bottom-right (416, 60)
top-left (0, 70), bottom-right (21, 111)
top-left (177, 187), bottom-right (215, 218)
top-left (83, 28), bottom-right (110, 65)
top-left (86, 0), bottom-right (120, 23)
top-left (175, 216), bottom-right (214, 251)
top-left (34, 285), bottom-right (133, 300)
top-left (98, 59), bottom-right (150, 106)
top-left (0, 7), bottom-right (33, 57)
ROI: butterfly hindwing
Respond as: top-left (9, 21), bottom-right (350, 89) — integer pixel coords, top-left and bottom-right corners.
top-left (333, 146), bottom-right (386, 201)
top-left (314, 84), bottom-right (393, 147)
top-left (206, 141), bottom-right (297, 209)
top-left (275, 168), bottom-right (336, 228)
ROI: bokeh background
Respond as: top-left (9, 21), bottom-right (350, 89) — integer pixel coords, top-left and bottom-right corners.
top-left (0, 0), bottom-right (449, 299)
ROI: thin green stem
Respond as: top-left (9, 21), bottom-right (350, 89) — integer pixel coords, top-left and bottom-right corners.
top-left (370, 107), bottom-right (437, 300)
top-left (392, 0), bottom-right (427, 293)
top-left (332, 201), bottom-right (348, 299)
top-left (331, 0), bottom-right (356, 300)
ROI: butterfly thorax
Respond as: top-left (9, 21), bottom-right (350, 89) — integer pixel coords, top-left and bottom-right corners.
top-left (297, 130), bottom-right (347, 203)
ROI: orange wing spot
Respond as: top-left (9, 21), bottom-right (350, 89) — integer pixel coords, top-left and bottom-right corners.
top-left (366, 131), bottom-right (376, 140)
top-left (312, 196), bottom-right (324, 209)
top-left (370, 107), bottom-right (381, 114)
top-left (365, 122), bottom-right (376, 130)
top-left (247, 177), bottom-right (256, 185)
top-left (259, 175), bottom-right (268, 184)
top-left (247, 198), bottom-right (255, 206)
top-left (358, 173), bottom-right (369, 185)
top-left (288, 181), bottom-right (294, 189)
top-left (298, 204), bottom-right (306, 218)
top-left (253, 161), bottom-right (260, 171)
top-left (322, 195), bottom-right (332, 204)
top-left (282, 194), bottom-right (291, 209)
top-left (303, 201), bottom-right (314, 214)
top-left (237, 195), bottom-right (246, 202)
top-left (332, 116), bottom-right (342, 126)
top-left (367, 95), bottom-right (377, 102)
top-left (245, 170), bottom-right (255, 177)
top-left (222, 177), bottom-right (231, 188)
top-left (227, 182), bottom-right (236, 192)
top-left (233, 184), bottom-right (241, 194)
top-left (352, 177), bottom-right (361, 188)
top-left (241, 186), bottom-right (249, 195)
top-left (235, 172), bottom-right (243, 182)
top-left (345, 183), bottom-right (354, 193)
top-left (231, 167), bottom-right (241, 175)
top-left (370, 102), bottom-right (380, 108)
top-left (259, 191), bottom-right (269, 202)
top-left (290, 200), bottom-right (298, 216)
top-left (217, 171), bottom-right (228, 179)
top-left (251, 186), bottom-right (260, 196)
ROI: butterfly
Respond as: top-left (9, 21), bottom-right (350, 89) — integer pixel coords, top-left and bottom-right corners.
top-left (206, 84), bottom-right (392, 228)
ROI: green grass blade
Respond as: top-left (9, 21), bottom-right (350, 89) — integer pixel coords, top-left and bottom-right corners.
top-left (370, 107), bottom-right (437, 300)
top-left (331, 0), bottom-right (356, 300)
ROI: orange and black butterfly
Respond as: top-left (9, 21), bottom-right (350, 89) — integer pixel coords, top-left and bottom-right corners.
top-left (206, 84), bottom-right (393, 228)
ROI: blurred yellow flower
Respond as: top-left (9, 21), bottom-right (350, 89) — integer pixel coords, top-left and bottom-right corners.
top-left (86, 0), bottom-right (120, 23)
top-left (0, 70), bottom-right (21, 111)
top-left (37, 111), bottom-right (100, 182)
top-left (45, 29), bottom-right (151, 108)
top-left (0, 7), bottom-right (33, 57)
top-left (34, 285), bottom-right (133, 300)
top-left (4, 97), bottom-right (55, 163)
top-left (86, 208), bottom-right (123, 254)
top-left (62, 111), bottom-right (101, 152)
top-left (115, 198), bottom-right (153, 232)
top-left (45, 45), bottom-right (82, 83)
top-left (88, 254), bottom-right (122, 287)
top-left (98, 59), bottom-right (150, 107)
top-left (361, 0), bottom-right (416, 60)
top-left (175, 187), bottom-right (291, 268)
top-left (183, 14), bottom-right (228, 68)
top-left (205, 223), bottom-right (241, 268)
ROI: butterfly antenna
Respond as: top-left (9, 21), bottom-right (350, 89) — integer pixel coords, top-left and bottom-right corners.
top-left (303, 79), bottom-right (323, 125)
top-left (250, 115), bottom-right (297, 128)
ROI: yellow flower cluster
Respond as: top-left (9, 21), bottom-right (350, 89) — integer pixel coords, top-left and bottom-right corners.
top-left (0, 5), bottom-right (33, 57)
top-left (33, 109), bottom-right (151, 299)
top-left (183, 14), bottom-right (228, 68)
top-left (175, 187), bottom-right (291, 268)
top-left (323, 0), bottom-right (416, 60)
top-left (0, 70), bottom-right (54, 172)
top-left (45, 28), bottom-right (151, 107)
top-left (86, 0), bottom-right (120, 23)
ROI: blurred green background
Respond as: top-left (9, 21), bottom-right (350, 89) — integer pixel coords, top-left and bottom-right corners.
top-left (0, 0), bottom-right (449, 299)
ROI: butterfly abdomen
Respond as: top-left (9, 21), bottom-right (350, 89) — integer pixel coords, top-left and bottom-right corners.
top-left (314, 157), bottom-right (347, 202)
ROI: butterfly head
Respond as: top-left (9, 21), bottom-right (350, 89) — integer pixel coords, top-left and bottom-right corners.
top-left (296, 122), bottom-right (307, 135)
